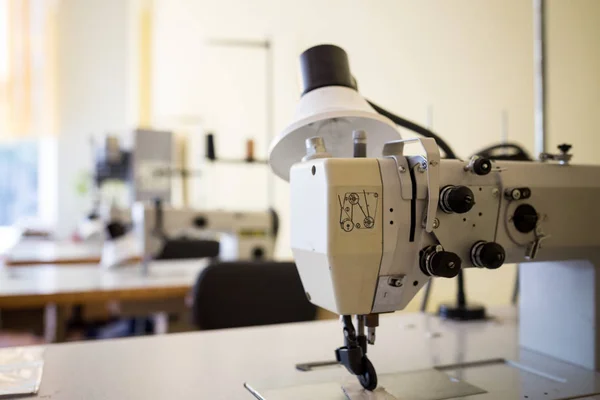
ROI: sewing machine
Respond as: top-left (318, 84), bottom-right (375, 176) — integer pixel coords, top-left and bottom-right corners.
top-left (265, 44), bottom-right (600, 397)
top-left (132, 201), bottom-right (278, 264)
top-left (77, 130), bottom-right (173, 242)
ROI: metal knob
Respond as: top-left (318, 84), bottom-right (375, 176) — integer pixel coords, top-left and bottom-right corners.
top-left (470, 241), bottom-right (506, 269)
top-left (513, 204), bottom-right (538, 233)
top-left (440, 185), bottom-right (475, 214)
top-left (420, 245), bottom-right (462, 278)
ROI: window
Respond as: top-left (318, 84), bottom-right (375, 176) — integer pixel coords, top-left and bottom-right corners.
top-left (0, 141), bottom-right (38, 225)
top-left (0, 1), bottom-right (58, 228)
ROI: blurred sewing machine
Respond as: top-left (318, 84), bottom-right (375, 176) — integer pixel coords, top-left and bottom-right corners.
top-left (75, 129), bottom-right (173, 243)
top-left (131, 200), bottom-right (278, 264)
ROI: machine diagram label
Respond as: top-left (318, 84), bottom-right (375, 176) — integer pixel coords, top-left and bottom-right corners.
top-left (338, 190), bottom-right (379, 232)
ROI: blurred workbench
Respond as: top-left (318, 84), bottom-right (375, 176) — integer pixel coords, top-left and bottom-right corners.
top-left (0, 240), bottom-right (104, 266)
top-left (0, 259), bottom-right (207, 342)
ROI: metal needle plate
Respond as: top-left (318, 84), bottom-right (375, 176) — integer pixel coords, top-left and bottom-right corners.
top-left (244, 368), bottom-right (485, 400)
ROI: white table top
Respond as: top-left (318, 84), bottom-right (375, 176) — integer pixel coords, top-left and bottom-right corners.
top-left (0, 259), bottom-right (207, 308)
top-left (2, 240), bottom-right (104, 266)
top-left (14, 307), bottom-right (528, 400)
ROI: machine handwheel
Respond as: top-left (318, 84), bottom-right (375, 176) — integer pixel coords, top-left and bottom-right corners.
top-left (357, 357), bottom-right (377, 391)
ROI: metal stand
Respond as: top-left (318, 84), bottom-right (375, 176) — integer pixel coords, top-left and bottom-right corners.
top-left (438, 270), bottom-right (487, 321)
top-left (206, 38), bottom-right (275, 210)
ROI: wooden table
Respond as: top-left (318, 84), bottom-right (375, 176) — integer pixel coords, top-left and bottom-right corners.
top-left (0, 260), bottom-right (207, 341)
top-left (1, 240), bottom-right (104, 266)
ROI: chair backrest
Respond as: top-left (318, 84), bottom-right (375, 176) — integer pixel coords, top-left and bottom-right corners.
top-left (155, 238), bottom-right (220, 260)
top-left (191, 261), bottom-right (317, 330)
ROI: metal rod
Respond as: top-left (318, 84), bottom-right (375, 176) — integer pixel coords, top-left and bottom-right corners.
top-left (420, 279), bottom-right (433, 312)
top-left (356, 315), bottom-right (365, 337)
top-left (353, 130), bottom-right (367, 158)
top-left (512, 265), bottom-right (520, 304)
top-left (265, 40), bottom-right (275, 209)
top-left (457, 270), bottom-right (466, 308)
top-left (421, 106), bottom-right (435, 313)
top-left (426, 105), bottom-right (434, 131)
top-left (205, 38), bottom-right (275, 209)
top-left (533, 0), bottom-right (547, 156)
top-left (206, 38), bottom-right (269, 49)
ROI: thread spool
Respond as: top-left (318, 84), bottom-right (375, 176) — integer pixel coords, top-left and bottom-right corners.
top-left (206, 133), bottom-right (216, 161)
top-left (246, 139), bottom-right (255, 162)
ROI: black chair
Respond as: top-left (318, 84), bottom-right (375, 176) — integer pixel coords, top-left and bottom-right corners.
top-left (86, 240), bottom-right (220, 339)
top-left (191, 261), bottom-right (317, 330)
top-left (155, 238), bottom-right (220, 261)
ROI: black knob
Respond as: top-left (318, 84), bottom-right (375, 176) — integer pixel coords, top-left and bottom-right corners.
top-left (471, 241), bottom-right (505, 269)
top-left (194, 216), bottom-right (207, 228)
top-left (558, 143), bottom-right (572, 154)
top-left (513, 204), bottom-right (538, 233)
top-left (420, 246), bottom-right (462, 278)
top-left (106, 221), bottom-right (127, 239)
top-left (252, 247), bottom-right (265, 259)
top-left (440, 185), bottom-right (475, 214)
top-left (473, 158), bottom-right (492, 175)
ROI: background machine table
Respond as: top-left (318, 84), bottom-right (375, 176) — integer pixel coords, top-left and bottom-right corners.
top-left (0, 260), bottom-right (207, 341)
top-left (16, 307), bottom-right (600, 399)
top-left (1, 241), bottom-right (104, 266)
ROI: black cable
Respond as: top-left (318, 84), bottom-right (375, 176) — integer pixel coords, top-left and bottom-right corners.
top-left (474, 142), bottom-right (533, 161)
top-left (366, 100), bottom-right (458, 159)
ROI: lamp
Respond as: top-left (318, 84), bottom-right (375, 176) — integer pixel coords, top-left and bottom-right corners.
top-left (268, 44), bottom-right (400, 182)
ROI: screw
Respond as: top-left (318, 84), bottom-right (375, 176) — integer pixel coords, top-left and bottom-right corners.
top-left (388, 277), bottom-right (403, 287)
top-left (429, 160), bottom-right (438, 166)
top-left (303, 136), bottom-right (328, 161)
top-left (418, 162), bottom-right (427, 173)
top-left (399, 166), bottom-right (406, 173)
top-left (492, 188), bottom-right (499, 198)
top-left (435, 245), bottom-right (443, 252)
top-left (512, 190), bottom-right (521, 200)
top-left (432, 218), bottom-right (440, 229)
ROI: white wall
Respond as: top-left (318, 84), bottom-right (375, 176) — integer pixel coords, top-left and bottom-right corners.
top-left (55, 0), bottom-right (132, 237)
top-left (547, 0), bottom-right (600, 163)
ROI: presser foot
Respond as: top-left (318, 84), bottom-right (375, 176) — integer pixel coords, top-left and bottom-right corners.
top-left (335, 315), bottom-right (378, 391)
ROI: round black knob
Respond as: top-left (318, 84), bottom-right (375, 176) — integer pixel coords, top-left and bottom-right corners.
top-left (420, 246), bottom-right (462, 278)
top-left (194, 216), bottom-right (207, 228)
top-left (513, 204), bottom-right (538, 233)
top-left (471, 241), bottom-right (505, 269)
top-left (440, 186), bottom-right (475, 214)
top-left (472, 158), bottom-right (492, 176)
top-left (558, 143), bottom-right (572, 154)
top-left (252, 247), bottom-right (265, 259)
top-left (106, 221), bottom-right (127, 239)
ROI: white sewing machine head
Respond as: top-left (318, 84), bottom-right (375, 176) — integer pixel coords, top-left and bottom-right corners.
top-left (269, 44), bottom-right (600, 391)
top-left (132, 201), bottom-right (278, 262)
